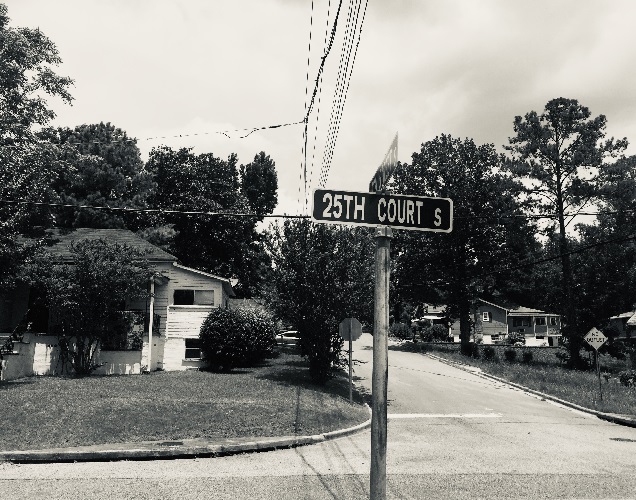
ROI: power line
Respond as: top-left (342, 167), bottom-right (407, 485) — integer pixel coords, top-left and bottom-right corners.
top-left (0, 120), bottom-right (304, 149)
top-left (0, 198), bottom-right (310, 219)
top-left (300, 0), bottom-right (316, 213)
top-left (319, 0), bottom-right (367, 188)
top-left (307, 0), bottom-right (333, 213)
top-left (3, 196), bottom-right (635, 222)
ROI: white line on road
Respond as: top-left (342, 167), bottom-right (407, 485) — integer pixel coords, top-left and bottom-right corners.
top-left (388, 413), bottom-right (502, 419)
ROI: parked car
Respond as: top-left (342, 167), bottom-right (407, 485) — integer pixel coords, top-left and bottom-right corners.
top-left (276, 330), bottom-right (299, 346)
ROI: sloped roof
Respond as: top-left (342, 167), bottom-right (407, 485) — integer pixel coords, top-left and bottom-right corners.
top-left (42, 228), bottom-right (177, 262)
top-left (172, 263), bottom-right (235, 297)
top-left (626, 313), bottom-right (636, 326)
top-left (479, 298), bottom-right (558, 317)
top-left (610, 311), bottom-right (635, 320)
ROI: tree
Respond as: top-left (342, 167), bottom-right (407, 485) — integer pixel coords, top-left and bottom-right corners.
top-left (574, 155), bottom-right (636, 331)
top-left (27, 239), bottom-right (152, 375)
top-left (267, 219), bottom-right (374, 383)
top-left (240, 152), bottom-right (278, 219)
top-left (0, 3), bottom-right (73, 234)
top-left (146, 146), bottom-right (272, 296)
top-left (391, 134), bottom-right (538, 355)
top-left (35, 122), bottom-right (154, 229)
top-left (505, 97), bottom-right (628, 366)
top-left (0, 4), bottom-right (73, 151)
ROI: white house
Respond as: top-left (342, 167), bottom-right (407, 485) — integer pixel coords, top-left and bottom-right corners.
top-left (0, 229), bottom-right (235, 380)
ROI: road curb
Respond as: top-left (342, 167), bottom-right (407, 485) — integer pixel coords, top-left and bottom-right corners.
top-left (427, 353), bottom-right (636, 429)
top-left (0, 404), bottom-right (372, 464)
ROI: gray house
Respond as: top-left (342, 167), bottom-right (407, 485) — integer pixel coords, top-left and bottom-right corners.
top-left (450, 299), bottom-right (561, 346)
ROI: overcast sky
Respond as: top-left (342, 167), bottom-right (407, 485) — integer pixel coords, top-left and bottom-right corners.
top-left (5, 0), bottom-right (636, 216)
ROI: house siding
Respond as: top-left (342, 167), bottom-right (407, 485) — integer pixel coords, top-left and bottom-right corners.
top-left (476, 305), bottom-right (507, 337)
top-left (154, 265), bottom-right (230, 372)
top-left (0, 229), bottom-right (235, 378)
top-left (94, 350), bottom-right (142, 375)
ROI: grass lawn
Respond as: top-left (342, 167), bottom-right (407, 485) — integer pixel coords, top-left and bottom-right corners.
top-left (0, 351), bottom-right (369, 452)
top-left (393, 341), bottom-right (636, 416)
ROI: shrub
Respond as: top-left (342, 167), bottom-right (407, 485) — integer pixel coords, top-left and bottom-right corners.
top-left (482, 346), bottom-right (497, 361)
top-left (618, 369), bottom-right (636, 388)
top-left (419, 324), bottom-right (450, 343)
top-left (506, 332), bottom-right (525, 345)
top-left (199, 307), bottom-right (276, 372)
top-left (521, 350), bottom-right (533, 364)
top-left (503, 349), bottom-right (517, 362)
top-left (555, 350), bottom-right (569, 365)
top-left (468, 342), bottom-right (480, 359)
top-left (390, 322), bottom-right (412, 339)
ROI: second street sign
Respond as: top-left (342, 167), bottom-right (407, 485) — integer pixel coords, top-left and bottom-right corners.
top-left (312, 189), bottom-right (453, 232)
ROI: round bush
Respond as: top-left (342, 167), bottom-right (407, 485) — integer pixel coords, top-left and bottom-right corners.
top-left (419, 324), bottom-right (450, 342)
top-left (618, 369), bottom-right (636, 388)
top-left (390, 322), bottom-right (412, 339)
top-left (483, 346), bottom-right (497, 361)
top-left (503, 349), bottom-right (517, 362)
top-left (199, 307), bottom-right (277, 372)
top-left (521, 350), bottom-right (533, 364)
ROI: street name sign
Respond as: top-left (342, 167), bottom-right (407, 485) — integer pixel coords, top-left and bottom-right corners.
top-left (312, 189), bottom-right (453, 233)
top-left (584, 327), bottom-right (607, 350)
top-left (369, 132), bottom-right (398, 192)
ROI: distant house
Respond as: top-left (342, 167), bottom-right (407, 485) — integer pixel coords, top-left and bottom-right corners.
top-left (0, 229), bottom-right (234, 380)
top-left (450, 299), bottom-right (561, 346)
top-left (608, 311), bottom-right (636, 340)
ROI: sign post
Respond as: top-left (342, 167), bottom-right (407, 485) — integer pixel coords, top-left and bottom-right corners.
top-left (584, 327), bottom-right (607, 401)
top-left (339, 318), bottom-right (362, 403)
top-left (370, 226), bottom-right (391, 500)
top-left (310, 134), bottom-right (453, 500)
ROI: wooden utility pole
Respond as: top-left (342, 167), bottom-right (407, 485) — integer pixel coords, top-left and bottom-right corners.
top-left (370, 226), bottom-right (392, 499)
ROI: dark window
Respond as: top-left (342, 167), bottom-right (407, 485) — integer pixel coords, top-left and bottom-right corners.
top-left (549, 317), bottom-right (558, 326)
top-left (535, 318), bottom-right (546, 326)
top-left (173, 289), bottom-right (215, 305)
top-left (174, 289), bottom-right (195, 305)
top-left (185, 338), bottom-right (201, 359)
top-left (513, 318), bottom-right (530, 327)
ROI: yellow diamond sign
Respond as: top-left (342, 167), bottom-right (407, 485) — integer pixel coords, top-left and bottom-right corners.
top-left (584, 327), bottom-right (607, 351)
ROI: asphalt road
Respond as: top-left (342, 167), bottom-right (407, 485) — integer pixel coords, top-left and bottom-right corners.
top-left (2, 332), bottom-right (635, 499)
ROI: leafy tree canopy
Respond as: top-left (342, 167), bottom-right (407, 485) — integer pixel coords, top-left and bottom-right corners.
top-left (504, 97), bottom-right (628, 365)
top-left (390, 134), bottom-right (538, 354)
top-left (25, 238), bottom-right (152, 375)
top-left (0, 3), bottom-right (73, 232)
top-left (145, 146), bottom-right (271, 296)
top-left (35, 122), bottom-right (154, 229)
top-left (267, 219), bottom-right (374, 383)
top-left (240, 151), bottom-right (278, 219)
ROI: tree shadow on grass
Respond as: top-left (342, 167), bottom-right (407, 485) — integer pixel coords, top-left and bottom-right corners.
top-left (256, 354), bottom-right (370, 405)
top-left (0, 378), bottom-right (37, 391)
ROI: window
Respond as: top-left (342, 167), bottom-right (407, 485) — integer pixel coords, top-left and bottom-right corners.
top-left (549, 317), bottom-right (558, 326)
top-left (174, 289), bottom-right (194, 305)
top-left (482, 311), bottom-right (491, 322)
top-left (513, 318), bottom-right (530, 327)
top-left (491, 334), bottom-right (500, 341)
top-left (185, 338), bottom-right (201, 359)
top-left (173, 289), bottom-right (215, 306)
top-left (535, 317), bottom-right (546, 326)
